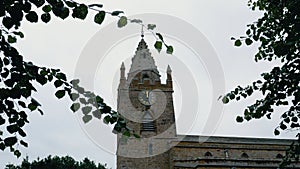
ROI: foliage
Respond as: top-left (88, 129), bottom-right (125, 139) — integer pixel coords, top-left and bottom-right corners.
top-left (0, 0), bottom-right (173, 157)
top-left (5, 155), bottom-right (107, 169)
top-left (223, 0), bottom-right (299, 167)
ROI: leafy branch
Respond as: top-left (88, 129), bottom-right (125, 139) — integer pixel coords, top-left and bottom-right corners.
top-left (0, 0), bottom-right (169, 157)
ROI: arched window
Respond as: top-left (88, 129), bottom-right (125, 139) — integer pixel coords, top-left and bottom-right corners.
top-left (141, 73), bottom-right (150, 83)
top-left (276, 153), bottom-right (283, 159)
top-left (204, 151), bottom-right (213, 157)
top-left (241, 152), bottom-right (249, 158)
top-left (141, 111), bottom-right (155, 132)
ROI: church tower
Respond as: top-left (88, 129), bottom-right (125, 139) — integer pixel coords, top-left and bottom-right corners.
top-left (117, 37), bottom-right (177, 169)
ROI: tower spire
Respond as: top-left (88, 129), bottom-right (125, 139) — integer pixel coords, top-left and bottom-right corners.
top-left (128, 37), bottom-right (159, 79)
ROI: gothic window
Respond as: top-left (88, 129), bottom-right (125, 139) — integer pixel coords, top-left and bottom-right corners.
top-left (141, 111), bottom-right (155, 132)
top-left (204, 151), bottom-right (213, 157)
top-left (141, 73), bottom-right (150, 83)
top-left (276, 153), bottom-right (283, 158)
top-left (241, 152), bottom-right (249, 158)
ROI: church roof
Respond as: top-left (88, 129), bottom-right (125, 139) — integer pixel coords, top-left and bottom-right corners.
top-left (128, 38), bottom-right (159, 75)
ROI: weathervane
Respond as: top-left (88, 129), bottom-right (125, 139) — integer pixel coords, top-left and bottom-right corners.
top-left (141, 25), bottom-right (144, 38)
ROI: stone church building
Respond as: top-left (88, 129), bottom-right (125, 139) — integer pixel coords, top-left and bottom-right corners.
top-left (116, 37), bottom-right (298, 169)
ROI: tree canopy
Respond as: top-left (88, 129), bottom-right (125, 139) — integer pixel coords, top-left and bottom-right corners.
top-left (5, 155), bottom-right (107, 169)
top-left (0, 0), bottom-right (173, 157)
top-left (223, 0), bottom-right (299, 167)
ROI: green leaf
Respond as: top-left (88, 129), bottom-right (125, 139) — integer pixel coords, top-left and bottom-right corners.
top-left (92, 110), bottom-right (101, 119)
top-left (70, 103), bottom-right (80, 112)
top-left (234, 39), bottom-right (242, 47)
top-left (96, 96), bottom-right (103, 104)
top-left (280, 123), bottom-right (287, 130)
top-left (166, 45), bottom-right (174, 54)
top-left (72, 4), bottom-right (88, 20)
top-left (222, 96), bottom-right (229, 104)
top-left (3, 17), bottom-right (14, 29)
top-left (12, 31), bottom-right (24, 38)
top-left (88, 4), bottom-right (103, 8)
top-left (20, 140), bottom-right (28, 147)
top-left (28, 103), bottom-right (37, 111)
top-left (8, 35), bottom-right (17, 43)
top-left (65, 1), bottom-right (76, 8)
top-left (4, 137), bottom-right (17, 146)
top-left (54, 80), bottom-right (63, 88)
top-left (79, 98), bottom-right (88, 104)
top-left (55, 90), bottom-right (65, 99)
top-left (103, 115), bottom-right (111, 124)
top-left (111, 11), bottom-right (124, 16)
top-left (245, 38), bottom-right (253, 45)
top-left (274, 129), bottom-right (280, 135)
top-left (42, 5), bottom-right (52, 13)
top-left (131, 19), bottom-right (142, 24)
top-left (54, 7), bottom-right (69, 20)
top-left (56, 72), bottom-right (67, 81)
top-left (14, 150), bottom-right (21, 158)
top-left (236, 116), bottom-right (244, 123)
top-left (154, 41), bottom-right (162, 52)
top-left (82, 115), bottom-right (92, 123)
top-left (82, 106), bottom-right (92, 114)
top-left (25, 11), bottom-right (38, 23)
top-left (7, 124), bottom-right (19, 134)
top-left (69, 93), bottom-right (79, 101)
top-left (117, 16), bottom-right (127, 28)
top-left (94, 11), bottom-right (105, 25)
top-left (70, 79), bottom-right (80, 85)
top-left (147, 24), bottom-right (156, 30)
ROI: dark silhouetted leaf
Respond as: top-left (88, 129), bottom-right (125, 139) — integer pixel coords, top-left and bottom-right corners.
top-left (236, 116), bottom-right (244, 122)
top-left (70, 103), bottom-right (80, 112)
top-left (166, 45), bottom-right (173, 54)
top-left (54, 80), bottom-right (63, 88)
top-left (245, 38), bottom-right (253, 45)
top-left (8, 35), bottom-right (17, 43)
top-left (20, 140), bottom-right (28, 147)
top-left (82, 115), bottom-right (92, 123)
top-left (55, 90), bottom-right (65, 99)
top-left (154, 41), bottom-right (162, 52)
top-left (94, 11), bottom-right (105, 25)
top-left (41, 13), bottom-right (51, 23)
top-left (42, 5), bottom-right (52, 13)
top-left (234, 39), bottom-right (242, 46)
top-left (111, 11), bottom-right (124, 16)
top-left (88, 4), bottom-right (103, 8)
top-left (4, 137), bottom-right (17, 146)
top-left (72, 4), bottom-right (88, 20)
top-left (82, 106), bottom-right (92, 114)
top-left (28, 103), bottom-right (37, 111)
top-left (69, 93), bottom-right (79, 101)
top-left (92, 110), bottom-right (101, 119)
top-left (25, 11), bottom-right (38, 23)
top-left (147, 24), bottom-right (156, 30)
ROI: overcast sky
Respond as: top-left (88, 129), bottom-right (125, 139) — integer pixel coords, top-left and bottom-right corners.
top-left (1, 0), bottom-right (297, 168)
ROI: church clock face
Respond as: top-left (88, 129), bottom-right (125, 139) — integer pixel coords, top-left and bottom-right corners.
top-left (138, 90), bottom-right (156, 106)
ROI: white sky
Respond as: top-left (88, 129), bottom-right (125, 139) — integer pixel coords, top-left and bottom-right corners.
top-left (1, 0), bottom-right (297, 168)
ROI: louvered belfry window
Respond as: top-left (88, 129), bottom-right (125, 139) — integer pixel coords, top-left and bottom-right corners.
top-left (142, 111), bottom-right (155, 132)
